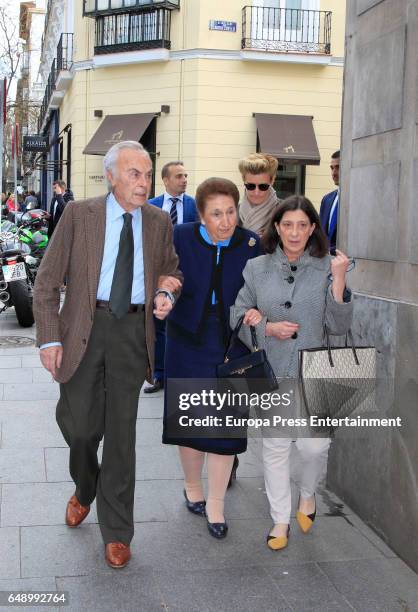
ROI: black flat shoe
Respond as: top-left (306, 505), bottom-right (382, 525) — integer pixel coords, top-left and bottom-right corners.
top-left (144, 379), bottom-right (164, 394)
top-left (227, 455), bottom-right (239, 489)
top-left (207, 519), bottom-right (228, 539)
top-left (183, 489), bottom-right (206, 516)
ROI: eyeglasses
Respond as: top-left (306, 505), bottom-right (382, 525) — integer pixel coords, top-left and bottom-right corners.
top-left (327, 257), bottom-right (356, 281)
top-left (244, 183), bottom-right (270, 191)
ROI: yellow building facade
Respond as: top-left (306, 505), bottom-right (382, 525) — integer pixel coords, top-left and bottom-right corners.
top-left (36, 0), bottom-right (345, 207)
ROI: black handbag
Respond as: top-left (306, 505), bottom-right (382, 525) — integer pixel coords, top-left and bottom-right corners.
top-left (217, 315), bottom-right (278, 394)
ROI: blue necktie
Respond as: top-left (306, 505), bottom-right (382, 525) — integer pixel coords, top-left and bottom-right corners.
top-left (328, 196), bottom-right (338, 241)
top-left (169, 197), bottom-right (178, 226)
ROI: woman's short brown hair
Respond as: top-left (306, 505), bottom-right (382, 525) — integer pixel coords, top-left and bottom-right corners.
top-left (262, 195), bottom-right (329, 258)
top-left (238, 153), bottom-right (278, 180)
top-left (195, 177), bottom-right (240, 215)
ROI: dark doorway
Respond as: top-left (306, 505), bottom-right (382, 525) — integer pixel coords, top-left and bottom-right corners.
top-left (140, 117), bottom-right (157, 198)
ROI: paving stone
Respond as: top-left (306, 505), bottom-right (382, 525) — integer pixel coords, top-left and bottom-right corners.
top-left (31, 368), bottom-right (56, 383)
top-left (1, 415), bottom-right (63, 448)
top-left (136, 444), bottom-right (184, 480)
top-left (1, 482), bottom-right (98, 527)
top-left (0, 448), bottom-right (45, 484)
top-left (21, 355), bottom-right (43, 368)
top-left (0, 368), bottom-right (32, 383)
top-left (0, 356), bottom-right (22, 368)
top-left (44, 447), bottom-right (71, 482)
top-left (0, 400), bottom-right (57, 421)
top-left (133, 480), bottom-right (169, 523)
top-left (136, 418), bottom-right (163, 447)
top-left (3, 383), bottom-right (59, 401)
top-left (0, 527), bottom-right (20, 579)
top-left (56, 569), bottom-right (165, 612)
top-left (44, 447), bottom-right (104, 483)
top-left (0, 577), bottom-right (59, 612)
top-left (154, 566), bottom-right (291, 611)
top-left (21, 524), bottom-right (105, 579)
top-left (264, 562), bottom-right (355, 611)
top-left (344, 513), bottom-right (398, 558)
top-left (0, 348), bottom-right (35, 356)
top-left (319, 557), bottom-right (418, 612)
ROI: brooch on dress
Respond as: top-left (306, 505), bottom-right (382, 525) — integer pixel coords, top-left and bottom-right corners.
top-left (248, 238), bottom-right (256, 247)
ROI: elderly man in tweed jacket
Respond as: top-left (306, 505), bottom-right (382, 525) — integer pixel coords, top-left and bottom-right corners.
top-left (33, 141), bottom-right (182, 569)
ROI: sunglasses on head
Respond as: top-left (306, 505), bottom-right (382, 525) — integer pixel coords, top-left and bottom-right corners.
top-left (244, 183), bottom-right (270, 191)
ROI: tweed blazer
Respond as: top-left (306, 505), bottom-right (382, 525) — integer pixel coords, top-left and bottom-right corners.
top-left (230, 247), bottom-right (353, 378)
top-left (33, 195), bottom-right (182, 384)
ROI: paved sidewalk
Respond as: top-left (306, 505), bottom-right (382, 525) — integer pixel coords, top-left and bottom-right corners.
top-left (0, 309), bottom-right (417, 611)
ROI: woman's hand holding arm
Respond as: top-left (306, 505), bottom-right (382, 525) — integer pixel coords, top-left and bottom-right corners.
top-left (266, 321), bottom-right (299, 340)
top-left (243, 308), bottom-right (263, 326)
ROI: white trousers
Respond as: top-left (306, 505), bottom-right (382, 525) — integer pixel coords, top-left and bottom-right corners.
top-left (262, 437), bottom-right (331, 524)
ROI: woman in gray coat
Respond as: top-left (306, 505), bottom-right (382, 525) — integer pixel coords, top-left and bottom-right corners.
top-left (230, 195), bottom-right (353, 551)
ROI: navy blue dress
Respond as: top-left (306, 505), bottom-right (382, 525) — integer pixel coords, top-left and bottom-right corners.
top-left (163, 223), bottom-right (261, 454)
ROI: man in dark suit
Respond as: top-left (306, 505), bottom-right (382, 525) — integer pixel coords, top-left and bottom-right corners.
top-left (48, 180), bottom-right (74, 239)
top-left (319, 150), bottom-right (340, 254)
top-left (146, 161), bottom-right (198, 393)
top-left (34, 142), bottom-right (182, 569)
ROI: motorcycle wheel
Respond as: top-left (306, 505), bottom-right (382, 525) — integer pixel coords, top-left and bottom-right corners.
top-left (9, 279), bottom-right (34, 327)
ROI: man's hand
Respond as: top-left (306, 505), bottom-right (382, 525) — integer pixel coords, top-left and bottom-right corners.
top-left (153, 294), bottom-right (173, 320)
top-left (157, 275), bottom-right (182, 294)
top-left (40, 345), bottom-right (63, 379)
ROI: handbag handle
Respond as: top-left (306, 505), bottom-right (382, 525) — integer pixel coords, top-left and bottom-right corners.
top-left (224, 315), bottom-right (259, 363)
top-left (326, 328), bottom-right (359, 367)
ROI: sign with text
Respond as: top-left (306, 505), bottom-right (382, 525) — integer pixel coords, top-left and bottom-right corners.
top-left (23, 136), bottom-right (49, 152)
top-left (209, 20), bottom-right (237, 32)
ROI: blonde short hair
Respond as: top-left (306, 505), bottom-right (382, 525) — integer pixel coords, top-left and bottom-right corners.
top-left (238, 153), bottom-right (278, 179)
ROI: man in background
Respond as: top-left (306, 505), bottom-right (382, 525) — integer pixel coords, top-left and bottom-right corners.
top-left (320, 150), bottom-right (340, 254)
top-left (48, 180), bottom-right (74, 238)
top-left (146, 161), bottom-right (197, 393)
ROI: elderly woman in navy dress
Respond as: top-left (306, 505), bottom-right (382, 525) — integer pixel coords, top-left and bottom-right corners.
top-left (163, 177), bottom-right (261, 539)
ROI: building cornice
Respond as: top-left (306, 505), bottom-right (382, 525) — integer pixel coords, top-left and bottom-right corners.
top-left (72, 48), bottom-right (344, 71)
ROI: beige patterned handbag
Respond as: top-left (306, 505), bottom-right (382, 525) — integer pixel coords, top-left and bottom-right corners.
top-left (299, 330), bottom-right (377, 430)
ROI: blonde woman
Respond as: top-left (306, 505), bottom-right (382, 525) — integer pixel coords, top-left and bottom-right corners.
top-left (238, 153), bottom-right (281, 235)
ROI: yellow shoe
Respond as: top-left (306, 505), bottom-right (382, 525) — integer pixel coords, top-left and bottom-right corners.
top-left (296, 494), bottom-right (316, 533)
top-left (266, 525), bottom-right (290, 551)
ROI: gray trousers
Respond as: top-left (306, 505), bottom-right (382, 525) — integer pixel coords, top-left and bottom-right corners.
top-left (56, 308), bottom-right (148, 545)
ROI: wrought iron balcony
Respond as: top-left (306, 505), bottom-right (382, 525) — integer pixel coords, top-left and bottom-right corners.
top-left (242, 6), bottom-right (331, 55)
top-left (57, 32), bottom-right (74, 71)
top-left (37, 34), bottom-right (74, 133)
top-left (94, 8), bottom-right (172, 54)
top-left (83, 0), bottom-right (179, 18)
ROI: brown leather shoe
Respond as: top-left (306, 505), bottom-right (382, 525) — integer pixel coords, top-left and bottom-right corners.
top-left (65, 495), bottom-right (90, 527)
top-left (105, 542), bottom-right (131, 569)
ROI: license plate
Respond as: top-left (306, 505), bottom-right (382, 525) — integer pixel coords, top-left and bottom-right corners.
top-left (2, 262), bottom-right (27, 282)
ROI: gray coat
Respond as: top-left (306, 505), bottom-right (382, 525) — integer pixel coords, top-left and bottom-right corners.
top-left (230, 247), bottom-right (354, 378)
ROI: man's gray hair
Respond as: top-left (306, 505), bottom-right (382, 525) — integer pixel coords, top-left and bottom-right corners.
top-left (103, 141), bottom-right (151, 188)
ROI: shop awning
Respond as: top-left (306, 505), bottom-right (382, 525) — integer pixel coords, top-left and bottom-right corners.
top-left (83, 113), bottom-right (156, 155)
top-left (254, 113), bottom-right (320, 165)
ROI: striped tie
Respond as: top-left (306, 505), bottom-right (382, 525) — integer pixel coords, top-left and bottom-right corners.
top-left (169, 197), bottom-right (178, 226)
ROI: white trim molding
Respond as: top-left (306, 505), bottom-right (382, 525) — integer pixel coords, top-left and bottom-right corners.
top-left (72, 47), bottom-right (343, 71)
top-left (93, 48), bottom-right (170, 68)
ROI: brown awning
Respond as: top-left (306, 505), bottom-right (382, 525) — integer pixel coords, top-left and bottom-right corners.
top-left (254, 113), bottom-right (320, 165)
top-left (83, 113), bottom-right (156, 155)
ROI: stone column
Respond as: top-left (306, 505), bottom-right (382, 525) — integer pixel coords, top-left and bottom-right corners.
top-left (327, 0), bottom-right (418, 572)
